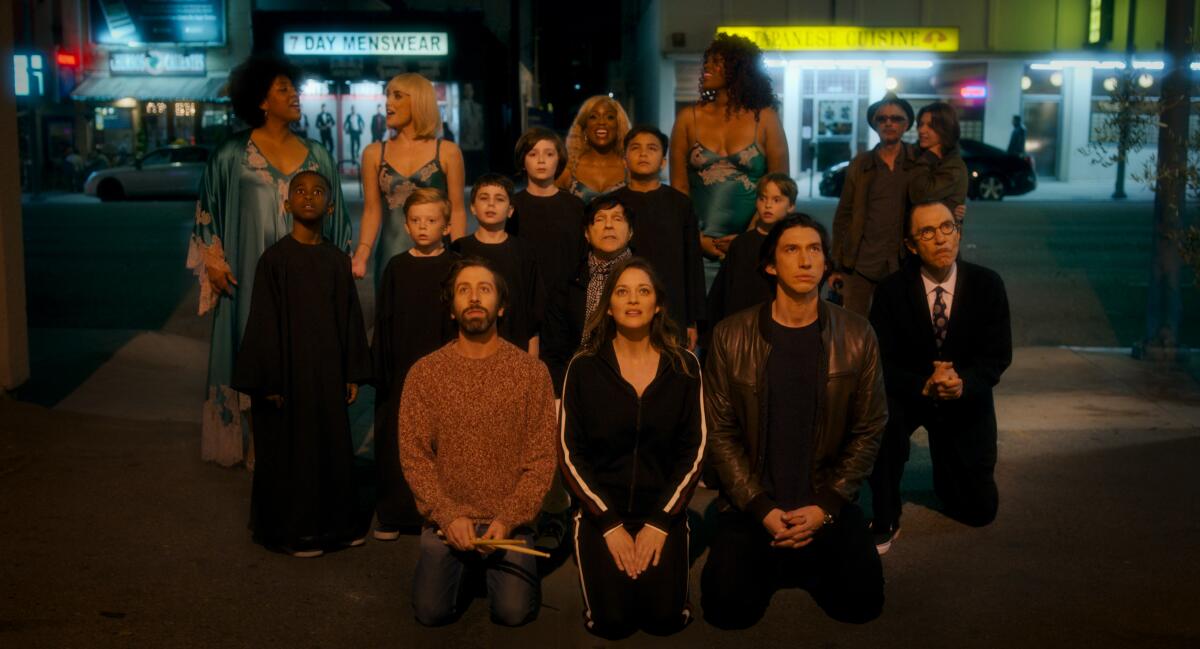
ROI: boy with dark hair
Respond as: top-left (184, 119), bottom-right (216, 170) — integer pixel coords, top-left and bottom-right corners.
top-left (452, 173), bottom-right (545, 355)
top-left (232, 170), bottom-right (373, 557)
top-left (708, 172), bottom-right (797, 325)
top-left (370, 187), bottom-right (462, 540)
top-left (611, 125), bottom-right (706, 348)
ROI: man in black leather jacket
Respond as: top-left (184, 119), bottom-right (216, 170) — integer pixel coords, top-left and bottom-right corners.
top-left (701, 213), bottom-right (887, 629)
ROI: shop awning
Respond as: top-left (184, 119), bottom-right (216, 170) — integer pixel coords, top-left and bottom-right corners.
top-left (71, 75), bottom-right (228, 102)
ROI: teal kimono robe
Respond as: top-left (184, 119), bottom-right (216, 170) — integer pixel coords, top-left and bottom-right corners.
top-left (187, 131), bottom-right (351, 466)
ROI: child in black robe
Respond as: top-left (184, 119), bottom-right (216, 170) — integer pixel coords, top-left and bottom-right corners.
top-left (452, 173), bottom-right (545, 355)
top-left (611, 125), bottom-right (706, 349)
top-left (508, 127), bottom-right (586, 302)
top-left (233, 170), bottom-right (372, 558)
top-left (708, 173), bottom-right (797, 326)
top-left (370, 187), bottom-right (460, 540)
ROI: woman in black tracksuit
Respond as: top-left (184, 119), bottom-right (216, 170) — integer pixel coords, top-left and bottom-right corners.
top-left (559, 257), bottom-right (706, 640)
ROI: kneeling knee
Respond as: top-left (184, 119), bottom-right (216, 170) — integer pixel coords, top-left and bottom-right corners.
top-left (413, 602), bottom-right (456, 627)
top-left (490, 599), bottom-right (537, 627)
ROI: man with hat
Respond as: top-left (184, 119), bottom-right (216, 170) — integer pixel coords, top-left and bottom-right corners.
top-left (830, 93), bottom-right (919, 317)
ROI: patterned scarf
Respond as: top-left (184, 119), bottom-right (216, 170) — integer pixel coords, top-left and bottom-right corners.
top-left (584, 248), bottom-right (632, 330)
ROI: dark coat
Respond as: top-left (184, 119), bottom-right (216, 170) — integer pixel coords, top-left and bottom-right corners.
top-left (704, 301), bottom-right (887, 520)
top-left (868, 260), bottom-right (1012, 429)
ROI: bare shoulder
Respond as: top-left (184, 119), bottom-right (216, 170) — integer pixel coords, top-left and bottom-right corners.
top-left (439, 138), bottom-right (464, 161)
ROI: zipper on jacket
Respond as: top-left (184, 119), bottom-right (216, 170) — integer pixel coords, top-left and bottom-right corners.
top-left (627, 396), bottom-right (642, 512)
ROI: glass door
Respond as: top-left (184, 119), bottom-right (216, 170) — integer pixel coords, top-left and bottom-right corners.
top-left (1021, 98), bottom-right (1060, 178)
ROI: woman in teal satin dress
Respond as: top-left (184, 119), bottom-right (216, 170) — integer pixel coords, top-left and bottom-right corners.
top-left (558, 95), bottom-right (630, 204)
top-left (669, 33), bottom-right (789, 288)
top-left (187, 56), bottom-right (351, 467)
top-left (353, 73), bottom-right (466, 288)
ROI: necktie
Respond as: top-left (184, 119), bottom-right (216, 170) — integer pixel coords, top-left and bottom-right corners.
top-left (932, 287), bottom-right (948, 349)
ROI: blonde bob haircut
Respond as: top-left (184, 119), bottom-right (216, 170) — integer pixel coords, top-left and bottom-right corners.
top-left (387, 73), bottom-right (442, 139)
top-left (403, 186), bottom-right (451, 221)
top-left (566, 95), bottom-right (631, 174)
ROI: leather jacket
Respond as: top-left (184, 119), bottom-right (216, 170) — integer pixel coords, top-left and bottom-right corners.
top-left (703, 300), bottom-right (887, 521)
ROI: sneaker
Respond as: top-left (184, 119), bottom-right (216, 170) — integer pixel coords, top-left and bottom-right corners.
top-left (287, 547), bottom-right (324, 558)
top-left (373, 526), bottom-right (400, 541)
top-left (343, 536), bottom-right (367, 548)
top-left (871, 523), bottom-right (901, 555)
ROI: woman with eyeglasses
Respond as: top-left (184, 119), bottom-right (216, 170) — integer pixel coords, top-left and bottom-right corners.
top-left (908, 102), bottom-right (969, 216)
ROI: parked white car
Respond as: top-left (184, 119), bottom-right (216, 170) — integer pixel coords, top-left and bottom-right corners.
top-left (84, 145), bottom-right (210, 201)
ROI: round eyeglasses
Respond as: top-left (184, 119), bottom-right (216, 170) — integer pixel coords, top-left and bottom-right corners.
top-left (911, 220), bottom-right (961, 242)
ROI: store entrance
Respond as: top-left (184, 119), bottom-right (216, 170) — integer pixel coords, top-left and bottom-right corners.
top-left (1021, 98), bottom-right (1060, 178)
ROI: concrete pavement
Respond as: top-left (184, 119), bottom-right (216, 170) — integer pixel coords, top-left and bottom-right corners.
top-left (6, 192), bottom-right (1199, 647)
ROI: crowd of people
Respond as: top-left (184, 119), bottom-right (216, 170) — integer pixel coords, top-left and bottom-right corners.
top-left (186, 32), bottom-right (1012, 638)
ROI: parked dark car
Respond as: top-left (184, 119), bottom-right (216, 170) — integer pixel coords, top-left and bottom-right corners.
top-left (84, 145), bottom-right (210, 201)
top-left (818, 138), bottom-right (1037, 201)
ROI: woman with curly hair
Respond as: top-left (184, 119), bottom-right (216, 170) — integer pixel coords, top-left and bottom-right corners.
top-left (353, 73), bottom-right (467, 286)
top-left (187, 54), bottom-right (352, 467)
top-left (669, 33), bottom-right (789, 287)
top-left (557, 95), bottom-right (632, 204)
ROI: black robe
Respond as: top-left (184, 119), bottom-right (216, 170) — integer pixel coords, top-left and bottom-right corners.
top-left (611, 185), bottom-right (707, 329)
top-left (370, 250), bottom-right (460, 529)
top-left (708, 229), bottom-right (773, 326)
top-left (452, 234), bottom-right (545, 349)
top-left (232, 236), bottom-right (372, 551)
top-left (508, 189), bottom-right (586, 298)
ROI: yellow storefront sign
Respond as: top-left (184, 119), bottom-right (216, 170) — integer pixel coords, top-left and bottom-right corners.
top-left (717, 26), bottom-right (960, 52)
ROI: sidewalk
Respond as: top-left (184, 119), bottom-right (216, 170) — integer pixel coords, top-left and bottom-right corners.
top-left (3, 310), bottom-right (1198, 646)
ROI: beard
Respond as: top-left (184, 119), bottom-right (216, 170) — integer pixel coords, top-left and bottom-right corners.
top-left (457, 306), bottom-right (498, 335)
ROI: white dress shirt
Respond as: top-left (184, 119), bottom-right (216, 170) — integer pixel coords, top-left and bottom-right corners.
top-left (920, 262), bottom-right (957, 322)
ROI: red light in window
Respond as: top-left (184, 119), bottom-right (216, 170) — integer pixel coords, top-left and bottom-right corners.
top-left (960, 85), bottom-right (987, 99)
top-left (56, 52), bottom-right (78, 67)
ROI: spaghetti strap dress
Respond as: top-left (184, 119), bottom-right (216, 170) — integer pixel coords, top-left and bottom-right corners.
top-left (373, 138), bottom-right (448, 289)
top-left (686, 109), bottom-right (767, 288)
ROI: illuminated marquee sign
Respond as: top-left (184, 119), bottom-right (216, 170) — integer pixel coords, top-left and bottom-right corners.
top-left (717, 26), bottom-right (959, 52)
top-left (110, 51), bottom-right (205, 76)
top-left (283, 32), bottom-right (449, 57)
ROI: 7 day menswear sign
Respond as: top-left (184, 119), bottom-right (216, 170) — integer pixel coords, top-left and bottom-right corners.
top-left (283, 32), bottom-right (449, 57)
top-left (717, 26), bottom-right (959, 52)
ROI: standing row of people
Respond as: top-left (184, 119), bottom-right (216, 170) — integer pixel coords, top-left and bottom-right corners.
top-left (190, 30), bottom-right (1011, 639)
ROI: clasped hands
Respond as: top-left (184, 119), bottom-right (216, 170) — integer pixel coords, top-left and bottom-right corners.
top-left (922, 360), bottom-right (963, 400)
top-left (605, 525), bottom-right (668, 580)
top-left (762, 505), bottom-right (826, 550)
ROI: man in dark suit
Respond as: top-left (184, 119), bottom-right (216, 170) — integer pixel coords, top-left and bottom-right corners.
top-left (867, 202), bottom-right (1012, 554)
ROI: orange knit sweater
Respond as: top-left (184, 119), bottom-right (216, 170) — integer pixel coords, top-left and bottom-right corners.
top-left (398, 339), bottom-right (557, 531)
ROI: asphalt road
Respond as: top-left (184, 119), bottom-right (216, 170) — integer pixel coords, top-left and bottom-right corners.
top-left (6, 195), bottom-right (1199, 647)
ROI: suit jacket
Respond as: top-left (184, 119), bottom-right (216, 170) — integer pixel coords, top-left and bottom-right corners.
top-left (869, 260), bottom-right (1011, 422)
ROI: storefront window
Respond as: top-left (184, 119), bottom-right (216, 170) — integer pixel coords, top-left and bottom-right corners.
top-left (1088, 70), bottom-right (1159, 145)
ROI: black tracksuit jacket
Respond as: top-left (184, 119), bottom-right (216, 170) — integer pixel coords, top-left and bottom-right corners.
top-left (558, 341), bottom-right (707, 534)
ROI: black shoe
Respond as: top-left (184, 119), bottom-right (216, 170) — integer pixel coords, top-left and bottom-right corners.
top-left (871, 522), bottom-right (900, 555)
top-left (534, 511), bottom-right (570, 551)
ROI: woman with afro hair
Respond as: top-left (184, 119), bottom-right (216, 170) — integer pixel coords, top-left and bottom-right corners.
top-left (669, 32), bottom-right (788, 288)
top-left (187, 54), bottom-right (352, 467)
